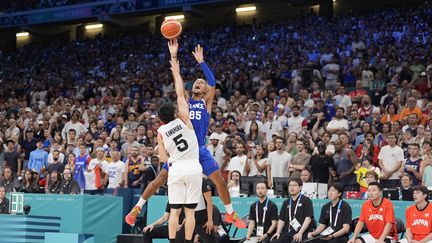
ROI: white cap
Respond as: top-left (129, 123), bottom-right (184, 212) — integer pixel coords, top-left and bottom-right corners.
top-left (209, 133), bottom-right (220, 140)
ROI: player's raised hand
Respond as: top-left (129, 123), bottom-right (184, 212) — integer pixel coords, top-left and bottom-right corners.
top-left (192, 44), bottom-right (204, 63)
top-left (170, 60), bottom-right (180, 75)
top-left (168, 39), bottom-right (179, 58)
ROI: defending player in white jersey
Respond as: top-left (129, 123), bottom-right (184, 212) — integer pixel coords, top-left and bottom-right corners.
top-left (156, 57), bottom-right (203, 243)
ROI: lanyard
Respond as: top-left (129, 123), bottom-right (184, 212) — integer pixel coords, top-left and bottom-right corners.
top-left (329, 200), bottom-right (343, 227)
top-left (288, 194), bottom-right (302, 222)
top-left (149, 165), bottom-right (157, 175)
top-left (256, 198), bottom-right (270, 225)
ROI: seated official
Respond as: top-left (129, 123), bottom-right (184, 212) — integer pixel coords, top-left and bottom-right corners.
top-left (307, 183), bottom-right (352, 243)
top-left (0, 186), bottom-right (9, 214)
top-left (399, 185), bottom-right (432, 243)
top-left (348, 182), bottom-right (397, 243)
top-left (242, 182), bottom-right (278, 243)
top-left (271, 178), bottom-right (313, 243)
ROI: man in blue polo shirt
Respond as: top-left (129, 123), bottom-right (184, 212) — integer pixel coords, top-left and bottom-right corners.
top-left (28, 140), bottom-right (48, 179)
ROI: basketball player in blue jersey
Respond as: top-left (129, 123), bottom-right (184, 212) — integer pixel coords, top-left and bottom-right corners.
top-left (126, 39), bottom-right (246, 229)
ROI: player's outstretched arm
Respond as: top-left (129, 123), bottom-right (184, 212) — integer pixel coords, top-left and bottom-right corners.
top-left (169, 54), bottom-right (192, 128)
top-left (193, 45), bottom-right (215, 112)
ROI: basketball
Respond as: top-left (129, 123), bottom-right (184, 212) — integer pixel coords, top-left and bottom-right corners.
top-left (161, 19), bottom-right (182, 39)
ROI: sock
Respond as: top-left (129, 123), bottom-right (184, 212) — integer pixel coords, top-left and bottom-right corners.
top-left (184, 240), bottom-right (192, 243)
top-left (224, 203), bottom-right (234, 215)
top-left (169, 239), bottom-right (175, 243)
top-left (136, 197), bottom-right (147, 209)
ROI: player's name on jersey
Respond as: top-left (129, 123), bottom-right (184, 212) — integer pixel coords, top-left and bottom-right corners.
top-left (165, 124), bottom-right (183, 137)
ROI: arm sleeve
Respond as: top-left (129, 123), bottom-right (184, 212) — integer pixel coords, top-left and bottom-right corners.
top-left (279, 200), bottom-right (288, 222)
top-left (405, 207), bottom-right (412, 230)
top-left (270, 203), bottom-right (278, 221)
top-left (318, 203), bottom-right (328, 225)
top-left (342, 202), bottom-right (352, 225)
top-left (304, 197), bottom-right (314, 218)
top-left (249, 203), bottom-right (256, 221)
top-left (359, 203), bottom-right (367, 222)
top-left (28, 153), bottom-right (33, 169)
top-left (200, 61), bottom-right (216, 87)
top-left (384, 201), bottom-right (395, 223)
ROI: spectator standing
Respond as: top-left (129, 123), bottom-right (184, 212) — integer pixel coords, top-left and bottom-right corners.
top-left (400, 143), bottom-right (425, 186)
top-left (310, 142), bottom-right (334, 183)
top-left (28, 140), bottom-right (48, 178)
top-left (125, 146), bottom-right (143, 188)
top-left (207, 134), bottom-right (224, 168)
top-left (107, 150), bottom-right (125, 189)
top-left (74, 144), bottom-right (91, 190)
top-left (333, 139), bottom-right (357, 191)
top-left (287, 106), bottom-right (307, 135)
top-left (20, 129), bottom-right (37, 169)
top-left (4, 139), bottom-right (22, 175)
top-left (268, 137), bottom-right (292, 187)
top-left (264, 110), bottom-right (283, 144)
top-left (326, 108), bottom-right (349, 141)
top-left (85, 148), bottom-right (108, 194)
top-left (227, 143), bottom-right (247, 176)
top-left (289, 140), bottom-right (311, 179)
top-left (61, 111), bottom-right (87, 140)
top-left (245, 145), bottom-right (268, 177)
top-left (378, 133), bottom-right (404, 188)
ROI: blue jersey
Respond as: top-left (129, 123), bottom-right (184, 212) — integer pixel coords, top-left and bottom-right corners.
top-left (189, 98), bottom-right (210, 146)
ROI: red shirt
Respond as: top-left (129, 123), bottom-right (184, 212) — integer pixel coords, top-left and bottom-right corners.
top-left (406, 202), bottom-right (432, 241)
top-left (359, 197), bottom-right (397, 240)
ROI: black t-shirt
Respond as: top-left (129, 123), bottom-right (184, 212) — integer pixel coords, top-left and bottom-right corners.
top-left (4, 151), bottom-right (21, 174)
top-left (310, 154), bottom-right (334, 183)
top-left (279, 194), bottom-right (314, 233)
top-left (249, 198), bottom-right (278, 234)
top-left (60, 179), bottom-right (80, 194)
top-left (318, 200), bottom-right (352, 237)
top-left (47, 162), bottom-right (65, 174)
top-left (20, 138), bottom-right (37, 160)
top-left (0, 198), bottom-right (9, 214)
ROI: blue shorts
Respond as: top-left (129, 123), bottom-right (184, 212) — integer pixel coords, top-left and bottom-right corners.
top-left (163, 146), bottom-right (219, 176)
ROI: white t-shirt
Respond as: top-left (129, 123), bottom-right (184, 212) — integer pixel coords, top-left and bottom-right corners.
top-left (264, 120), bottom-right (283, 143)
top-left (378, 145), bottom-right (404, 180)
top-left (247, 158), bottom-right (268, 177)
top-left (287, 116), bottom-right (306, 135)
top-left (107, 160), bottom-right (125, 189)
top-left (334, 95), bottom-right (352, 112)
top-left (326, 118), bottom-right (349, 141)
top-left (210, 132), bottom-right (228, 142)
top-left (276, 115), bottom-right (288, 130)
top-left (207, 144), bottom-right (225, 168)
top-left (323, 63), bottom-right (340, 82)
top-left (268, 151), bottom-right (292, 178)
top-left (227, 155), bottom-right (247, 175)
top-left (61, 121), bottom-right (88, 140)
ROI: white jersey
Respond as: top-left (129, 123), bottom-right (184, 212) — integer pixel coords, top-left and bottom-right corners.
top-left (158, 118), bottom-right (199, 164)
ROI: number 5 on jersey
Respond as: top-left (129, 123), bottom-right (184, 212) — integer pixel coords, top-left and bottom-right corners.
top-left (173, 134), bottom-right (189, 152)
top-left (190, 111), bottom-right (201, 120)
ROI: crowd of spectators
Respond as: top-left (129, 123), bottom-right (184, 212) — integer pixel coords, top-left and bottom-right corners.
top-left (1, 2), bottom-right (432, 202)
top-left (0, 0), bottom-right (99, 13)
